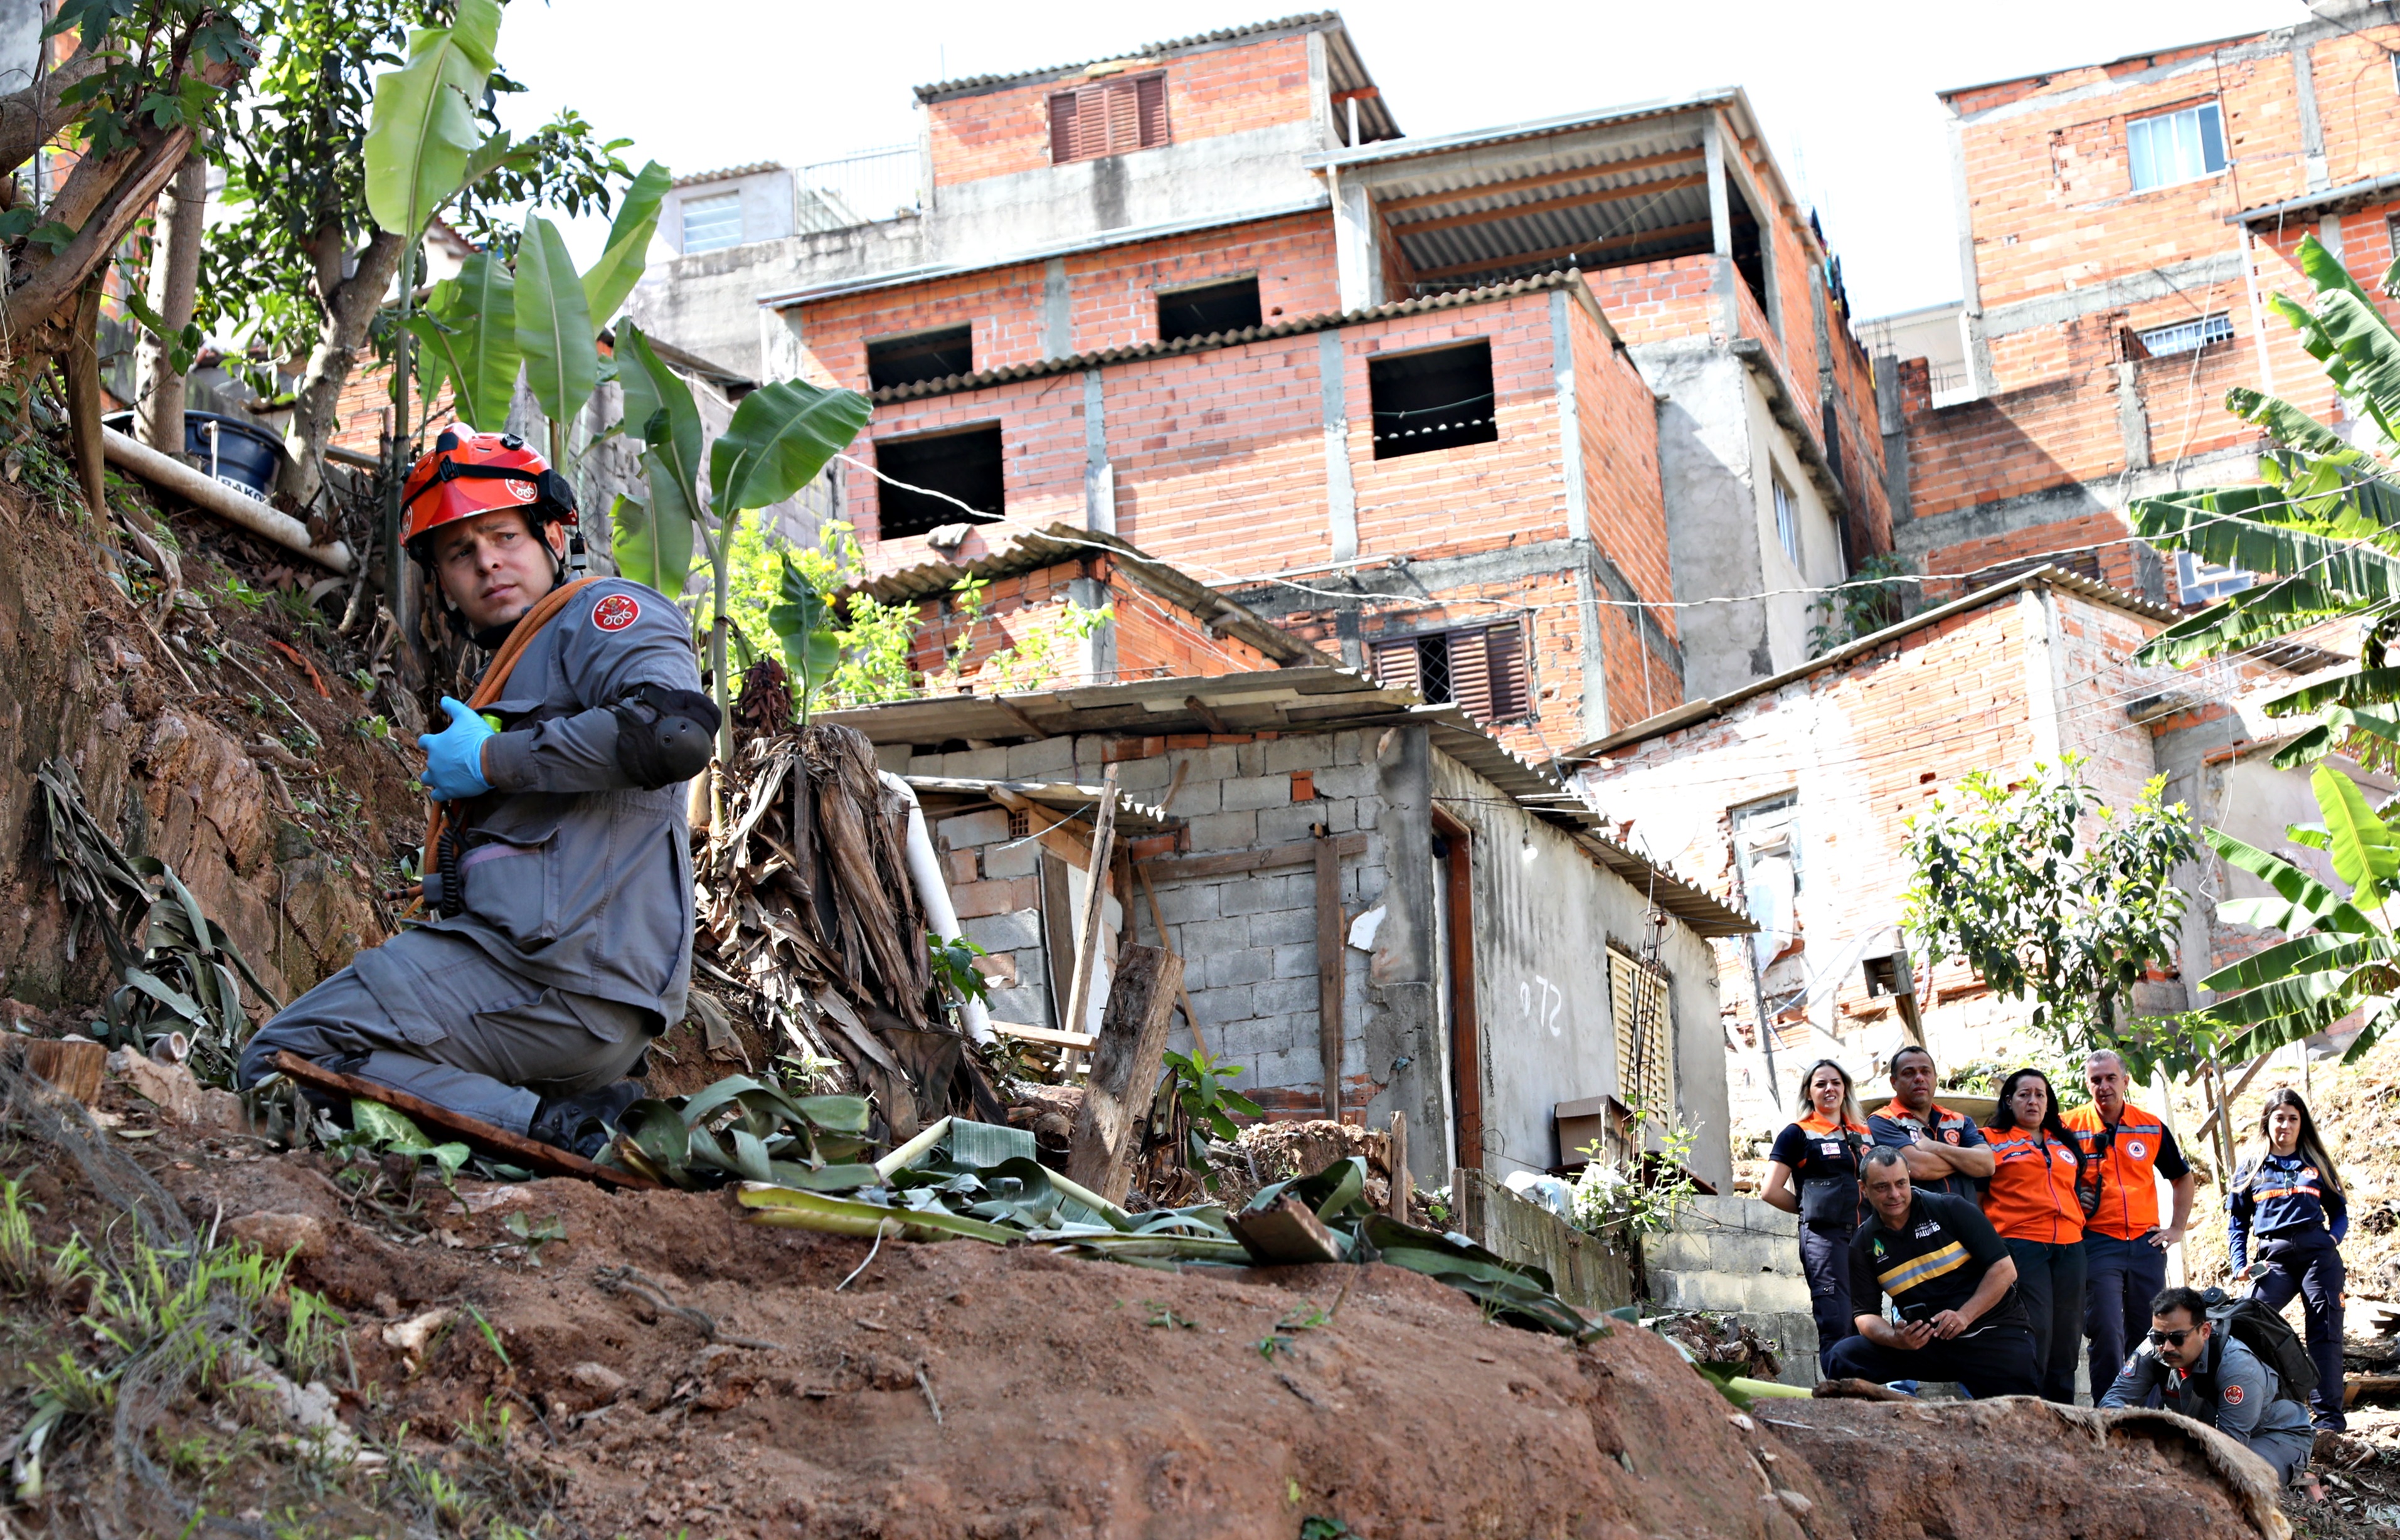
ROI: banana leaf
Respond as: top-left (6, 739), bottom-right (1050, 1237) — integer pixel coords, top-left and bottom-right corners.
top-left (736, 1183), bottom-right (1018, 1243)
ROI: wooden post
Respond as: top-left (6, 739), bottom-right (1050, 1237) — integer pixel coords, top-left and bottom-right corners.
top-left (1387, 1110), bottom-right (1410, 1219)
top-left (1135, 861), bottom-right (1209, 1058)
top-left (1315, 827), bottom-right (1344, 1120)
top-left (1060, 765), bottom-right (1120, 1039)
top-left (1066, 940), bottom-right (1184, 1203)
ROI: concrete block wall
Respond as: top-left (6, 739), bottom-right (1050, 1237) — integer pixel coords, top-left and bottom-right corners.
top-left (911, 726), bottom-right (1394, 1115)
top-left (1640, 1194), bottom-right (1820, 1386)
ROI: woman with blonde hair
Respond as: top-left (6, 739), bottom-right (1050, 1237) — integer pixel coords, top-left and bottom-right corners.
top-left (2229, 1087), bottom-right (2349, 1430)
top-left (1761, 1059), bottom-right (1871, 1373)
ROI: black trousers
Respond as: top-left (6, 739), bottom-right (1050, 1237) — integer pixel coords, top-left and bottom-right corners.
top-left (2255, 1228), bottom-right (2347, 1430)
top-left (1798, 1221), bottom-right (1858, 1374)
top-left (2005, 1236), bottom-right (2086, 1404)
top-left (1825, 1325), bottom-right (2042, 1399)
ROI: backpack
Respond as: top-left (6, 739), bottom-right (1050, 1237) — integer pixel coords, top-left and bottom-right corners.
top-left (2201, 1287), bottom-right (2318, 1400)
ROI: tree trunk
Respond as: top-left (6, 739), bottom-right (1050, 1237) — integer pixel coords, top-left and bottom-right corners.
top-left (63, 270), bottom-right (112, 550)
top-left (276, 228), bottom-right (406, 511)
top-left (133, 153), bottom-right (206, 454)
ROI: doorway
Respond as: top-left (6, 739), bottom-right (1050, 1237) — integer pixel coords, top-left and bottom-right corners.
top-left (1431, 809), bottom-right (1480, 1171)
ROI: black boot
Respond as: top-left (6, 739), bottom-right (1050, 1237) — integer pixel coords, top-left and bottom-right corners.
top-left (528, 1080), bottom-right (644, 1160)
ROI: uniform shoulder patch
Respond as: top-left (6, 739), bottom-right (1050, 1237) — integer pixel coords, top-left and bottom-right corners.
top-left (2126, 1139), bottom-right (2148, 1160)
top-left (592, 592), bottom-right (642, 632)
top-left (2223, 1383), bottom-right (2244, 1405)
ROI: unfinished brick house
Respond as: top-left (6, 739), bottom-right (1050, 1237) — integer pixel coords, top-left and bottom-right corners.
top-left (628, 12), bottom-right (1893, 758)
top-left (1877, 1), bottom-right (2400, 604)
top-left (820, 669), bottom-right (1750, 1189)
top-left (1563, 567), bottom-right (2354, 1136)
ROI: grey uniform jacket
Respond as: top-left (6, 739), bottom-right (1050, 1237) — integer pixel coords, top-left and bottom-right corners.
top-left (2098, 1332), bottom-right (2313, 1451)
top-left (387, 577), bottom-right (700, 1030)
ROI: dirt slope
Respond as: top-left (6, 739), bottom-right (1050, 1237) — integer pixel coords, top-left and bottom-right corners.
top-left (149, 1134), bottom-right (1844, 1540)
top-left (0, 475), bottom-right (412, 1019)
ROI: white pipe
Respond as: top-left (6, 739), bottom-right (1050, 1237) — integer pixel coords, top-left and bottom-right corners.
top-left (100, 426), bottom-right (353, 573)
top-left (881, 771), bottom-right (995, 1045)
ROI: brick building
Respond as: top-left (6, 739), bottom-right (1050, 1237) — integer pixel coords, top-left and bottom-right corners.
top-left (1875, 2), bottom-right (2400, 604)
top-left (629, 12), bottom-right (1893, 758)
top-left (1564, 567), bottom-right (2349, 1136)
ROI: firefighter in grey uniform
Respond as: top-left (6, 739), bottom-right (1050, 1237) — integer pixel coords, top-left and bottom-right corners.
top-left (2100, 1284), bottom-right (2317, 1488)
top-left (238, 430), bottom-right (718, 1156)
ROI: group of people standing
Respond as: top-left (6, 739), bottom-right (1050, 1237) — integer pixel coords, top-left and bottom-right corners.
top-left (1760, 1045), bottom-right (2349, 1485)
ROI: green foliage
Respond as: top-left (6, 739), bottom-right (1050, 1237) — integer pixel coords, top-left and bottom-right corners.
top-left (2128, 230), bottom-right (2400, 771)
top-left (610, 1075), bottom-right (876, 1191)
top-left (350, 1097), bottom-right (471, 1176)
top-left (46, 0), bottom-right (252, 157)
top-left (708, 377), bottom-right (876, 516)
top-left (927, 933), bottom-right (992, 1010)
top-left (410, 250), bottom-right (518, 432)
top-left (581, 159), bottom-right (671, 325)
top-left (1569, 1094), bottom-right (1702, 1238)
top-left (1158, 1048), bottom-right (1265, 1187)
top-left (1902, 756), bottom-right (2194, 1068)
top-left (201, 0), bottom-right (631, 365)
top-left (361, 0), bottom-right (502, 238)
top-left (769, 551), bottom-right (842, 721)
top-left (1808, 553), bottom-right (1911, 654)
top-left (511, 213), bottom-right (597, 425)
top-left (2182, 763), bottom-right (2400, 1065)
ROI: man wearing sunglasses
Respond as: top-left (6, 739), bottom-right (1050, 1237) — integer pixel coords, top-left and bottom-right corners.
top-left (2100, 1286), bottom-right (2315, 1489)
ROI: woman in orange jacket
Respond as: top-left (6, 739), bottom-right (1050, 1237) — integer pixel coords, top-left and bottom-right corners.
top-left (1982, 1067), bottom-right (2089, 1403)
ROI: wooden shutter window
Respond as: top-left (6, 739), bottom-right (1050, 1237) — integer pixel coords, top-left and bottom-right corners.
top-left (1608, 948), bottom-right (1672, 1115)
top-left (1447, 628), bottom-right (1494, 723)
top-left (1048, 74), bottom-right (1171, 164)
top-left (1371, 635), bottom-right (1419, 695)
top-left (1485, 623), bottom-right (1527, 721)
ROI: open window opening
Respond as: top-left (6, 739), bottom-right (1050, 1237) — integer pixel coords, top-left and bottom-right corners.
top-left (1369, 621), bottom-right (1529, 725)
top-left (873, 424), bottom-right (1002, 539)
top-left (1157, 276), bottom-right (1261, 344)
top-left (1724, 176), bottom-right (1770, 327)
top-left (1369, 340), bottom-right (1497, 459)
top-left (866, 326), bottom-right (974, 392)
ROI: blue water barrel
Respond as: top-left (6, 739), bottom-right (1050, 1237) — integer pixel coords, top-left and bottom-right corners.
top-left (183, 413), bottom-right (284, 502)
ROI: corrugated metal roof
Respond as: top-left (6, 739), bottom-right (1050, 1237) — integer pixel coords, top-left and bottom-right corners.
top-left (2230, 170), bottom-right (2400, 228)
top-left (905, 776), bottom-right (1176, 829)
top-left (841, 521), bottom-right (1328, 668)
top-left (1556, 566), bottom-right (2184, 765)
top-left (815, 666), bottom-right (1750, 936)
top-left (673, 161), bottom-right (783, 189)
top-left (858, 268), bottom-right (1596, 406)
top-left (911, 13), bottom-right (1398, 141)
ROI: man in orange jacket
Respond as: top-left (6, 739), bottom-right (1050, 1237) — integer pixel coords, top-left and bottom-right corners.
top-left (2063, 1048), bottom-right (2196, 1396)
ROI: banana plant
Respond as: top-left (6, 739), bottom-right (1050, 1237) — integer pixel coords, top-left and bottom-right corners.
top-left (768, 553), bottom-right (841, 723)
top-left (2130, 231), bottom-right (2400, 768)
top-left (2184, 763), bottom-right (2400, 1065)
top-left (612, 321), bottom-right (871, 755)
top-left (408, 161), bottom-right (669, 438)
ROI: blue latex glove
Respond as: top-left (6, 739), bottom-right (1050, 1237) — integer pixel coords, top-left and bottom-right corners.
top-left (418, 696), bottom-right (496, 802)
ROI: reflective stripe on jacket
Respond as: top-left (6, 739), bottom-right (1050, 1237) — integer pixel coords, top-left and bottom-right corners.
top-left (2063, 1102), bottom-right (2170, 1241)
top-left (1980, 1125), bottom-right (2084, 1245)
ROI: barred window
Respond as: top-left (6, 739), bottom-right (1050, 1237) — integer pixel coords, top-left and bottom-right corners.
top-left (1369, 622), bottom-right (1530, 725)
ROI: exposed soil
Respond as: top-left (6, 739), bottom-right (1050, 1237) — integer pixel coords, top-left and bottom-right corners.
top-left (0, 469), bottom-right (415, 1021)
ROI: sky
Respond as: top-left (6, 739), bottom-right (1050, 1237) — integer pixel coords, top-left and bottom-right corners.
top-left (491, 0), bottom-right (2323, 321)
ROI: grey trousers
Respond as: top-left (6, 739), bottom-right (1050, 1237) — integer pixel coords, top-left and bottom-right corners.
top-left (2245, 1425), bottom-right (2315, 1488)
top-left (237, 927), bottom-right (652, 1134)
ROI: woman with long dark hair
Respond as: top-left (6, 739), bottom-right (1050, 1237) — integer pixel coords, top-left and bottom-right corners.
top-left (2230, 1087), bottom-right (2349, 1430)
top-left (1761, 1059), bottom-right (1871, 1373)
top-left (1982, 1067), bottom-right (2087, 1403)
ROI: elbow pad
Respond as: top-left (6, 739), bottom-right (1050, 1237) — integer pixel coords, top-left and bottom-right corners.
top-left (610, 683), bottom-right (720, 788)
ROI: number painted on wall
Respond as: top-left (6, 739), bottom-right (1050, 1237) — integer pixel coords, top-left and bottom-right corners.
top-left (1519, 975), bottom-right (1564, 1038)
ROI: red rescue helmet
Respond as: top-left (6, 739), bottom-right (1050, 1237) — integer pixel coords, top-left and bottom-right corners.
top-left (401, 428), bottom-right (579, 558)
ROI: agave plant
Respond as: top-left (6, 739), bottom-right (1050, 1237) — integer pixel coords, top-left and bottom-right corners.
top-left (2130, 231), bottom-right (2400, 768)
top-left (2186, 762), bottom-right (2400, 1065)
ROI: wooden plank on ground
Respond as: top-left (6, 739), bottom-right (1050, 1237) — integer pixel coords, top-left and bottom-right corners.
top-left (1060, 765), bottom-right (1120, 1039)
top-left (1065, 940), bottom-right (1184, 1203)
top-left (1315, 829), bottom-right (1344, 1120)
top-left (1141, 832), bottom-right (1364, 884)
top-left (1388, 1110), bottom-right (1410, 1219)
top-left (270, 1050), bottom-right (666, 1192)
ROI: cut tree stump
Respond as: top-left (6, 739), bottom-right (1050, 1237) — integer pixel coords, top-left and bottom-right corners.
top-left (270, 1051), bottom-right (665, 1191)
top-left (1229, 1195), bottom-right (1342, 1265)
top-left (0, 1038), bottom-right (106, 1103)
top-left (1065, 940), bottom-right (1182, 1203)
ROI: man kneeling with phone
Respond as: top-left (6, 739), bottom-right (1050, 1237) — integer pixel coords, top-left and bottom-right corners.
top-left (1826, 1145), bottom-right (2042, 1398)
